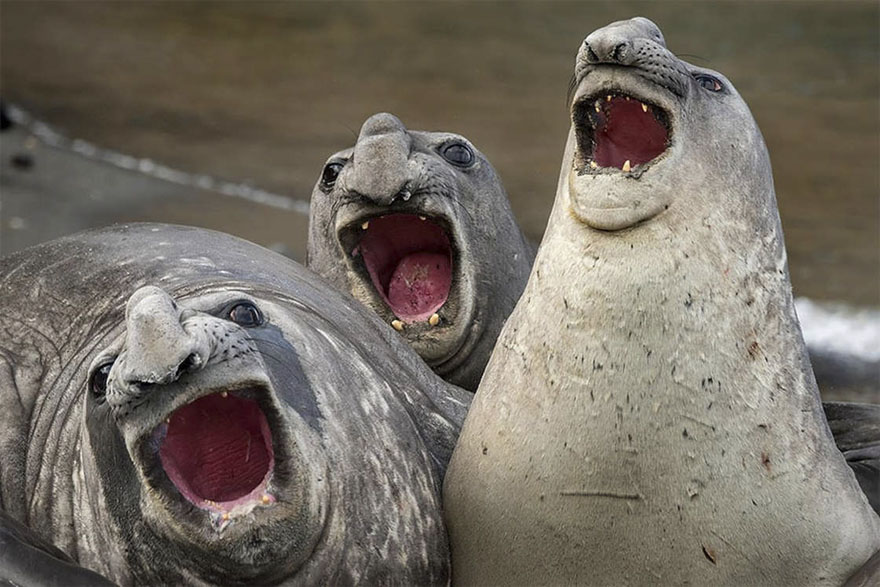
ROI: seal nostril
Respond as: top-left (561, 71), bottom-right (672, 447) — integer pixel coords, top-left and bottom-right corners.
top-left (612, 43), bottom-right (628, 63)
top-left (176, 353), bottom-right (200, 379)
top-left (586, 44), bottom-right (599, 63)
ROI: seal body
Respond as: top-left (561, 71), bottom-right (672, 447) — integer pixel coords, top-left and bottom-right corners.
top-left (307, 113), bottom-right (534, 391)
top-left (444, 17), bottom-right (880, 586)
top-left (0, 223), bottom-right (469, 585)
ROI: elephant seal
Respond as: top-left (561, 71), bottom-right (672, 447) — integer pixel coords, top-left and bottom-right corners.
top-left (307, 113), bottom-right (534, 391)
top-left (0, 223), bottom-right (470, 585)
top-left (444, 17), bottom-right (880, 586)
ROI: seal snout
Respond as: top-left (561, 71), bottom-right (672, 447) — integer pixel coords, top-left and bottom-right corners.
top-left (583, 16), bottom-right (666, 65)
top-left (347, 112), bottom-right (413, 206)
top-left (122, 286), bottom-right (206, 386)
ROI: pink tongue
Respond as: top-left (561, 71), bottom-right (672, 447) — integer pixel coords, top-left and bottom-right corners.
top-left (387, 252), bottom-right (451, 321)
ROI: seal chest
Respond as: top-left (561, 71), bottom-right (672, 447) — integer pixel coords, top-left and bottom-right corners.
top-left (443, 17), bottom-right (880, 586)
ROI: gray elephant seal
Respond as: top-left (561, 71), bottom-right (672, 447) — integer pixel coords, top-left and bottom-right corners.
top-left (307, 113), bottom-right (534, 391)
top-left (444, 17), bottom-right (880, 586)
top-left (0, 223), bottom-right (470, 585)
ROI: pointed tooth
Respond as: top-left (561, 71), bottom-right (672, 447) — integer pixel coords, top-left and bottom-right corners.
top-left (221, 512), bottom-right (230, 521)
top-left (391, 319), bottom-right (404, 331)
top-left (419, 215), bottom-right (426, 221)
top-left (595, 105), bottom-right (600, 113)
top-left (606, 95), bottom-right (612, 102)
top-left (625, 96), bottom-right (630, 101)
top-left (361, 220), bottom-right (369, 230)
top-left (622, 160), bottom-right (631, 172)
top-left (589, 161), bottom-right (598, 169)
top-left (261, 494), bottom-right (272, 505)
top-left (642, 102), bottom-right (648, 113)
top-left (429, 313), bottom-right (440, 326)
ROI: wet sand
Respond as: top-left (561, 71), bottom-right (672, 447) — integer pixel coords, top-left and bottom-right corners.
top-left (1, 1), bottom-right (878, 307)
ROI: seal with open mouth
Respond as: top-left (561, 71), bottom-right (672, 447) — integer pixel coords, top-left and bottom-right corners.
top-left (0, 223), bottom-right (469, 585)
top-left (307, 113), bottom-right (534, 391)
top-left (444, 17), bottom-right (880, 586)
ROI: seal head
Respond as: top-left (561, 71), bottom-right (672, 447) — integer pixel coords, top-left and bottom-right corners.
top-left (308, 113), bottom-right (534, 391)
top-left (567, 16), bottom-right (755, 232)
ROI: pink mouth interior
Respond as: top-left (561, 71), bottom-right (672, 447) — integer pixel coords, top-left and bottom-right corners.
top-left (357, 214), bottom-right (452, 322)
top-left (592, 96), bottom-right (668, 169)
top-left (159, 393), bottom-right (274, 508)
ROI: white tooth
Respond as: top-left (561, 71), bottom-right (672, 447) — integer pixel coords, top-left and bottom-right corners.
top-left (625, 96), bottom-right (630, 101)
top-left (622, 160), bottom-right (631, 172)
top-left (220, 391), bottom-right (228, 398)
top-left (361, 220), bottom-right (369, 230)
top-left (429, 313), bottom-right (440, 326)
top-left (589, 161), bottom-right (598, 169)
top-left (606, 95), bottom-right (612, 102)
top-left (419, 215), bottom-right (426, 220)
top-left (642, 103), bottom-right (648, 113)
top-left (261, 494), bottom-right (272, 504)
top-left (391, 319), bottom-right (404, 331)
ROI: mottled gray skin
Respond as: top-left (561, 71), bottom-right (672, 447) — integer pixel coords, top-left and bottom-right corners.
top-left (307, 113), bottom-right (534, 391)
top-left (0, 223), bottom-right (470, 585)
top-left (444, 17), bottom-right (880, 586)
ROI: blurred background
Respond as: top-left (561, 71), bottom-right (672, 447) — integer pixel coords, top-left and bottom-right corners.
top-left (0, 1), bottom-right (877, 396)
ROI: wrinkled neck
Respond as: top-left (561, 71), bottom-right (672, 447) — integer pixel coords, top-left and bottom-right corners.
top-left (522, 137), bottom-right (817, 420)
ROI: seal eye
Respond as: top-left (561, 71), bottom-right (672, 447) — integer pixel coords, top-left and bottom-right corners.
top-left (228, 302), bottom-right (264, 328)
top-left (695, 74), bottom-right (723, 92)
top-left (441, 142), bottom-right (475, 167)
top-left (89, 361), bottom-right (114, 403)
top-left (321, 162), bottom-right (344, 189)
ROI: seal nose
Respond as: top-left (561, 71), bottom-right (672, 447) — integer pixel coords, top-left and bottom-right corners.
top-left (583, 16), bottom-right (666, 65)
top-left (348, 112), bottom-right (412, 206)
top-left (122, 286), bottom-right (203, 386)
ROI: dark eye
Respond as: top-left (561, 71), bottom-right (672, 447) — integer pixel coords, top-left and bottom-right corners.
top-left (89, 361), bottom-right (114, 403)
top-left (440, 142), bottom-right (475, 167)
top-left (228, 302), bottom-right (264, 327)
top-left (321, 161), bottom-right (344, 189)
top-left (695, 74), bottom-right (723, 92)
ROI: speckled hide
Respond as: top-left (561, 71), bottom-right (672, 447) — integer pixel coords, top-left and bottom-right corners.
top-left (0, 223), bottom-right (469, 585)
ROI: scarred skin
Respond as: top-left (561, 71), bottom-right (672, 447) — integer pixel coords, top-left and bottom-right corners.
top-left (307, 113), bottom-right (534, 391)
top-left (0, 223), bottom-right (470, 585)
top-left (444, 17), bottom-right (880, 586)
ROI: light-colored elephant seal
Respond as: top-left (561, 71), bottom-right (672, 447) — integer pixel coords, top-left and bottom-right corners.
top-left (443, 17), bottom-right (880, 586)
top-left (307, 113), bottom-right (534, 391)
top-left (0, 223), bottom-right (470, 585)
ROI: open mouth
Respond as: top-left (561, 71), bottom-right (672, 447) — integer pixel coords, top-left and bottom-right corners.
top-left (156, 391), bottom-right (275, 513)
top-left (347, 213), bottom-right (453, 323)
top-left (573, 92), bottom-right (670, 171)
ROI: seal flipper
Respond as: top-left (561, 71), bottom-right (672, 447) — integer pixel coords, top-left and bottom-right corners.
top-left (0, 510), bottom-right (117, 586)
top-left (823, 401), bottom-right (880, 515)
